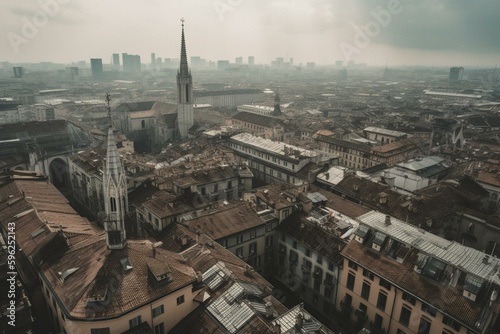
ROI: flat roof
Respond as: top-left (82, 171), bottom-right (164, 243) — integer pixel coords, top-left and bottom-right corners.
top-left (364, 126), bottom-right (407, 138)
top-left (231, 133), bottom-right (317, 159)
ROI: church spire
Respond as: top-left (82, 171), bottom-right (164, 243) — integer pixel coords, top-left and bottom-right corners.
top-left (103, 94), bottom-right (127, 249)
top-left (177, 18), bottom-right (194, 139)
top-left (272, 89), bottom-right (282, 116)
top-left (179, 18), bottom-right (189, 78)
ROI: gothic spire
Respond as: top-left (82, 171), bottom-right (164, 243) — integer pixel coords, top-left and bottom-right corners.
top-left (179, 18), bottom-right (189, 78)
top-left (104, 94), bottom-right (121, 185)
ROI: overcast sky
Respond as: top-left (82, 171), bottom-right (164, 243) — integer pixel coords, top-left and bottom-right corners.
top-left (2, 0), bottom-right (499, 67)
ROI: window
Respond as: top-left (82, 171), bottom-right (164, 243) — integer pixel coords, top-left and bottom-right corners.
top-left (324, 286), bottom-right (332, 299)
top-left (402, 292), bottom-right (416, 305)
top-left (421, 302), bottom-right (436, 317)
top-left (305, 248), bottom-right (311, 257)
top-left (347, 273), bottom-right (355, 291)
top-left (325, 273), bottom-right (334, 286)
top-left (377, 292), bottom-right (387, 311)
top-left (250, 229), bottom-right (256, 239)
top-left (176, 295), bottom-right (185, 305)
top-left (265, 235), bottom-right (273, 247)
top-left (110, 197), bottom-right (116, 212)
top-left (91, 329), bottom-right (110, 334)
top-left (399, 306), bottom-right (412, 327)
top-left (236, 247), bottom-right (243, 258)
top-left (249, 242), bottom-right (257, 255)
top-left (328, 262), bottom-right (334, 271)
top-left (422, 258), bottom-right (447, 281)
top-left (359, 303), bottom-right (367, 315)
top-left (293, 241), bottom-right (297, 249)
top-left (154, 323), bottom-right (165, 334)
top-left (221, 239), bottom-right (227, 248)
top-left (289, 250), bottom-right (298, 263)
top-left (418, 317), bottom-right (432, 334)
top-left (379, 277), bottom-right (391, 291)
top-left (361, 282), bottom-right (371, 300)
top-left (313, 294), bottom-right (318, 305)
top-left (281, 234), bottom-right (286, 242)
top-left (152, 305), bottom-right (164, 318)
top-left (129, 316), bottom-right (142, 329)
top-left (442, 315), bottom-right (461, 331)
top-left (363, 268), bottom-right (374, 280)
top-left (348, 260), bottom-right (358, 270)
top-left (236, 234), bottom-right (243, 244)
top-left (317, 255), bottom-right (323, 265)
top-left (373, 314), bottom-right (383, 330)
top-left (343, 293), bottom-right (352, 307)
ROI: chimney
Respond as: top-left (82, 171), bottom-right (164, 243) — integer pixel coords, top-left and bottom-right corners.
top-left (265, 301), bottom-right (273, 318)
top-left (196, 271), bottom-right (203, 283)
top-left (295, 311), bottom-right (303, 329)
top-left (385, 215), bottom-right (391, 226)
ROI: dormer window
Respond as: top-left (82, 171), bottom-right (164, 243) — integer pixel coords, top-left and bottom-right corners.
top-left (147, 259), bottom-right (173, 286)
top-left (354, 225), bottom-right (371, 244)
top-left (371, 232), bottom-right (387, 252)
top-left (463, 275), bottom-right (482, 301)
top-left (421, 258), bottom-right (446, 282)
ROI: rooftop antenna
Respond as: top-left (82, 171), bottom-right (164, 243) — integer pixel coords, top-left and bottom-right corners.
top-left (105, 93), bottom-right (112, 128)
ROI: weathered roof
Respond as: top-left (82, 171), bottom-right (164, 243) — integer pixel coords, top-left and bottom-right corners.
top-left (363, 126), bottom-right (407, 138)
top-left (277, 211), bottom-right (346, 263)
top-left (183, 202), bottom-right (265, 240)
top-left (43, 238), bottom-right (196, 319)
top-left (230, 133), bottom-right (317, 160)
top-left (231, 112), bottom-right (283, 128)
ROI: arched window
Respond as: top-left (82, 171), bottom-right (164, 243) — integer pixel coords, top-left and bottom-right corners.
top-left (110, 197), bottom-right (117, 212)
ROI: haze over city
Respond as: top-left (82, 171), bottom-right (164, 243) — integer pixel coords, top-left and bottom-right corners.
top-left (2, 0), bottom-right (500, 66)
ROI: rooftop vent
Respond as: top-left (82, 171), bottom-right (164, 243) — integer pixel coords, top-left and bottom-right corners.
top-left (58, 267), bottom-right (80, 283)
top-left (384, 215), bottom-right (391, 226)
top-left (120, 257), bottom-right (133, 271)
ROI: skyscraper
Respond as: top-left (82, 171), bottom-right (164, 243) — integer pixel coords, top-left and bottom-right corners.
top-left (122, 53), bottom-right (141, 72)
top-left (151, 52), bottom-right (156, 65)
top-left (13, 66), bottom-right (23, 78)
top-left (176, 19), bottom-right (194, 139)
top-left (90, 58), bottom-right (103, 80)
top-left (449, 67), bottom-right (464, 81)
top-left (235, 56), bottom-right (243, 65)
top-left (112, 53), bottom-right (120, 67)
top-left (248, 56), bottom-right (255, 66)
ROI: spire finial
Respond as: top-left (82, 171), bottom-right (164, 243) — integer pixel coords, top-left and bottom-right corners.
top-left (105, 93), bottom-right (112, 128)
top-left (179, 17), bottom-right (189, 77)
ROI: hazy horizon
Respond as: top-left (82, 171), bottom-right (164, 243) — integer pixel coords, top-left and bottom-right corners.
top-left (2, 0), bottom-right (500, 67)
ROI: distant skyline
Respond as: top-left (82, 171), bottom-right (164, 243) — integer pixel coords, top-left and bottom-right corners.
top-left (1, 0), bottom-right (500, 67)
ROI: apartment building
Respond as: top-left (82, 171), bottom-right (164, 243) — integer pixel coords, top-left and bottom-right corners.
top-left (227, 132), bottom-right (335, 185)
top-left (315, 133), bottom-right (427, 170)
top-left (337, 211), bottom-right (500, 334)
